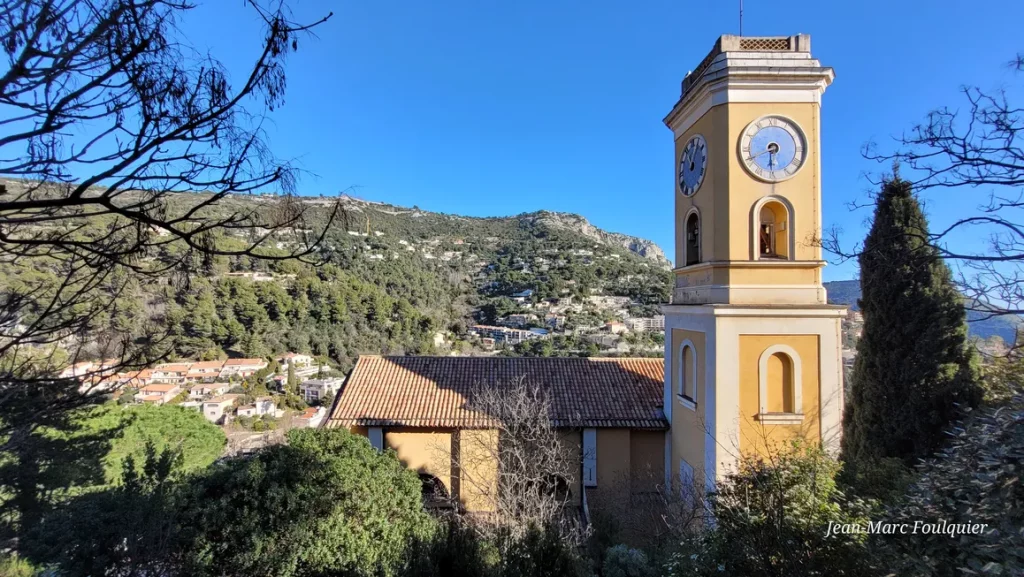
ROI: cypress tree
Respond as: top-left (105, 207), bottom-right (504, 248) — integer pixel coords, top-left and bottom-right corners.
top-left (841, 175), bottom-right (981, 465)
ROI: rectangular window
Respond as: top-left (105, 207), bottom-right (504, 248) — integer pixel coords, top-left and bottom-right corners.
top-left (582, 428), bottom-right (597, 488)
top-left (679, 460), bottom-right (695, 504)
top-left (368, 427), bottom-right (384, 451)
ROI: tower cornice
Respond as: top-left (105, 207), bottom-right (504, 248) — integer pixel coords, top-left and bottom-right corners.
top-left (664, 35), bottom-right (834, 138)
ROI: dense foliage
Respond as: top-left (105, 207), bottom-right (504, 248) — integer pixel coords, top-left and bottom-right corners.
top-left (22, 426), bottom-right (594, 577)
top-left (842, 176), bottom-right (981, 466)
top-left (872, 393), bottom-right (1024, 576)
top-left (0, 403), bottom-right (223, 548)
top-left (666, 444), bottom-right (874, 577)
top-left (82, 404), bottom-right (226, 485)
top-left (180, 427), bottom-right (435, 577)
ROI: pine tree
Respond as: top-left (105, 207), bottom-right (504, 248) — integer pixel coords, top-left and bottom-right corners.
top-left (842, 175), bottom-right (981, 465)
top-left (286, 363), bottom-right (298, 394)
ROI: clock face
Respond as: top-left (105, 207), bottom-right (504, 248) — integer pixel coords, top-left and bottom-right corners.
top-left (678, 134), bottom-right (707, 197)
top-left (739, 116), bottom-right (806, 182)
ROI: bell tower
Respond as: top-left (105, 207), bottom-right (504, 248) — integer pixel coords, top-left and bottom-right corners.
top-left (661, 35), bottom-right (846, 494)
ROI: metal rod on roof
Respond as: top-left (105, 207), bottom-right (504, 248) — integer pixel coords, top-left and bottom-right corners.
top-left (739, 0), bottom-right (744, 36)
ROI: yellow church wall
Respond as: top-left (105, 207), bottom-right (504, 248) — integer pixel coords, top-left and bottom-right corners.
top-left (585, 428), bottom-right (632, 514)
top-left (737, 334), bottom-right (821, 456)
top-left (670, 328), bottom-right (708, 494)
top-left (674, 105), bottom-right (732, 266)
top-left (725, 265), bottom-right (818, 285)
top-left (676, 263), bottom-right (817, 287)
top-left (725, 102), bottom-right (822, 263)
top-left (459, 429), bottom-right (499, 513)
top-left (385, 428), bottom-right (453, 497)
top-left (630, 430), bottom-right (666, 494)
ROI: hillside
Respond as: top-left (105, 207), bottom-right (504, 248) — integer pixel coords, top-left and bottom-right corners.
top-left (824, 280), bottom-right (1019, 343)
top-left (2, 186), bottom-right (674, 372)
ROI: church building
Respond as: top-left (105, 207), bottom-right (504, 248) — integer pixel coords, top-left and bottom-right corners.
top-left (327, 34), bottom-right (845, 520)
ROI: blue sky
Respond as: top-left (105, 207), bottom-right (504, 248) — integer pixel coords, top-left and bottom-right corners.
top-left (180, 0), bottom-right (1024, 281)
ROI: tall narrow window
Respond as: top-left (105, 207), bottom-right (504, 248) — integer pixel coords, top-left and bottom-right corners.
top-left (685, 212), bottom-right (700, 266)
top-left (678, 342), bottom-right (696, 408)
top-left (766, 352), bottom-right (795, 413)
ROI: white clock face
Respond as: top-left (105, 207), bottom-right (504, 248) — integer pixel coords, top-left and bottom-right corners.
top-left (739, 116), bottom-right (806, 182)
top-left (678, 134), bottom-right (707, 197)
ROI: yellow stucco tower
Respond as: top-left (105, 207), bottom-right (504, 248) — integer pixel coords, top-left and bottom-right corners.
top-left (661, 35), bottom-right (846, 494)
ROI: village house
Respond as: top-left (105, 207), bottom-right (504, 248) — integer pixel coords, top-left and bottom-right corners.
top-left (189, 382), bottom-right (230, 400)
top-left (625, 316), bottom-right (666, 333)
top-left (150, 362), bottom-right (191, 384)
top-left (327, 356), bottom-right (667, 519)
top-left (137, 383), bottom-right (182, 405)
top-left (202, 394), bottom-right (241, 424)
top-left (469, 325), bottom-right (543, 346)
top-left (219, 358), bottom-right (268, 380)
top-left (237, 397), bottom-right (280, 418)
top-left (605, 321), bottom-right (627, 335)
top-left (185, 360), bottom-right (225, 383)
top-left (299, 377), bottom-right (345, 404)
top-left (294, 407), bottom-right (327, 428)
top-left (544, 313), bottom-right (566, 329)
top-left (278, 352), bottom-right (313, 370)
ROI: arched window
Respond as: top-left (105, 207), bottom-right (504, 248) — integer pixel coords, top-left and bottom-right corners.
top-left (685, 210), bottom-right (700, 266)
top-left (766, 352), bottom-right (795, 413)
top-left (419, 473), bottom-right (452, 507)
top-left (757, 344), bottom-right (803, 424)
top-left (678, 340), bottom-right (697, 409)
top-left (751, 197), bottom-right (793, 260)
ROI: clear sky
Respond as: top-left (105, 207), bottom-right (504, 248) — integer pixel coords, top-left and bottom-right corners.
top-left (180, 0), bottom-right (1024, 281)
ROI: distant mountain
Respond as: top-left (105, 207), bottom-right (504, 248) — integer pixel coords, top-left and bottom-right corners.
top-left (824, 280), bottom-right (1019, 343)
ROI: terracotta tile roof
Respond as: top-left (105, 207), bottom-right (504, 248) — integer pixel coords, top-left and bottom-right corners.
top-left (327, 355), bottom-right (667, 430)
top-left (224, 358), bottom-right (266, 367)
top-left (189, 360), bottom-right (225, 370)
top-left (154, 363), bottom-right (192, 373)
top-left (140, 384), bottom-right (179, 393)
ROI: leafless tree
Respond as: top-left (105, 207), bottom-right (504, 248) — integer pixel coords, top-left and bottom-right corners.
top-left (0, 0), bottom-right (338, 545)
top-left (0, 0), bottom-right (339, 439)
top-left (828, 55), bottom-right (1024, 348)
top-left (443, 376), bottom-right (586, 544)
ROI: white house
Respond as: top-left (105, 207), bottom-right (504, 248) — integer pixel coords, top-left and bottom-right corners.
top-left (236, 397), bottom-right (280, 418)
top-left (202, 395), bottom-right (241, 424)
top-left (218, 358), bottom-right (268, 380)
top-left (137, 383), bottom-right (182, 405)
top-left (189, 382), bottom-right (230, 400)
top-left (294, 406), bottom-right (327, 428)
top-left (278, 352), bottom-right (313, 370)
top-left (299, 377), bottom-right (344, 404)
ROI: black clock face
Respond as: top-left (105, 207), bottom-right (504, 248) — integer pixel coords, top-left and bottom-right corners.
top-left (679, 135), bottom-right (707, 196)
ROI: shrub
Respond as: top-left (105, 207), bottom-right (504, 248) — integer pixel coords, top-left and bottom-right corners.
top-left (180, 427), bottom-right (436, 577)
top-left (666, 442), bottom-right (875, 577)
top-left (602, 544), bottom-right (653, 577)
top-left (872, 393), bottom-right (1024, 576)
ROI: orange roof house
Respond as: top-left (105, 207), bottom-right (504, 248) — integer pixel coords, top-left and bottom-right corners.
top-left (327, 355), bottom-right (667, 519)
